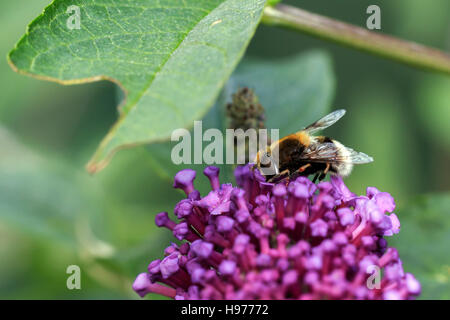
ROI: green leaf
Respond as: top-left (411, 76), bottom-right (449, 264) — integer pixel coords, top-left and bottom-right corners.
top-left (390, 194), bottom-right (450, 299)
top-left (8, 0), bottom-right (267, 173)
top-left (267, 0), bottom-right (282, 6)
top-left (144, 50), bottom-right (335, 183)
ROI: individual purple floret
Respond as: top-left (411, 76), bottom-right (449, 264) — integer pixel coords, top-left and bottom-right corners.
top-left (133, 164), bottom-right (420, 300)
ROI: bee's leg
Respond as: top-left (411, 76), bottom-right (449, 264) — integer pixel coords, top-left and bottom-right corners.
top-left (268, 169), bottom-right (290, 183)
top-left (290, 164), bottom-right (312, 181)
top-left (323, 163), bottom-right (330, 175)
top-left (296, 163), bottom-right (311, 173)
top-left (318, 163), bottom-right (331, 182)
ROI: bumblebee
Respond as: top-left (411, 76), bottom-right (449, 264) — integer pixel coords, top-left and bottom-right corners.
top-left (255, 109), bottom-right (373, 183)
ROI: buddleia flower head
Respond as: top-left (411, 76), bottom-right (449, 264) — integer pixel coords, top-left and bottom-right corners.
top-left (133, 165), bottom-right (420, 300)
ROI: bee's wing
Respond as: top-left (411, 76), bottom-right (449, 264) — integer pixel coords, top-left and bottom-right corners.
top-left (344, 148), bottom-right (374, 164)
top-left (304, 109), bottom-right (346, 134)
top-left (300, 142), bottom-right (374, 164)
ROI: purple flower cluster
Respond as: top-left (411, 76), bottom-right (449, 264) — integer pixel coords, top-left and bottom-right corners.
top-left (133, 165), bottom-right (420, 300)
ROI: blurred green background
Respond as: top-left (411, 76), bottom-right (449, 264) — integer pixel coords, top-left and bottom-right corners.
top-left (0, 0), bottom-right (449, 299)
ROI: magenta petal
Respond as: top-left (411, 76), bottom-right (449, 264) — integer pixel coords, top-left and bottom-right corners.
top-left (374, 192), bottom-right (396, 213)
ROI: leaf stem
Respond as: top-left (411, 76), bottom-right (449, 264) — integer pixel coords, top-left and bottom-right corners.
top-left (262, 4), bottom-right (450, 75)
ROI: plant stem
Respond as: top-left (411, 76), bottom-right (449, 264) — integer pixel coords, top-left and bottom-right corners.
top-left (262, 4), bottom-right (450, 75)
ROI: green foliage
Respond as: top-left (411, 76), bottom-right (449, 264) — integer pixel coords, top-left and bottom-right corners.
top-left (390, 194), bottom-right (450, 299)
top-left (9, 0), bottom-right (267, 173)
